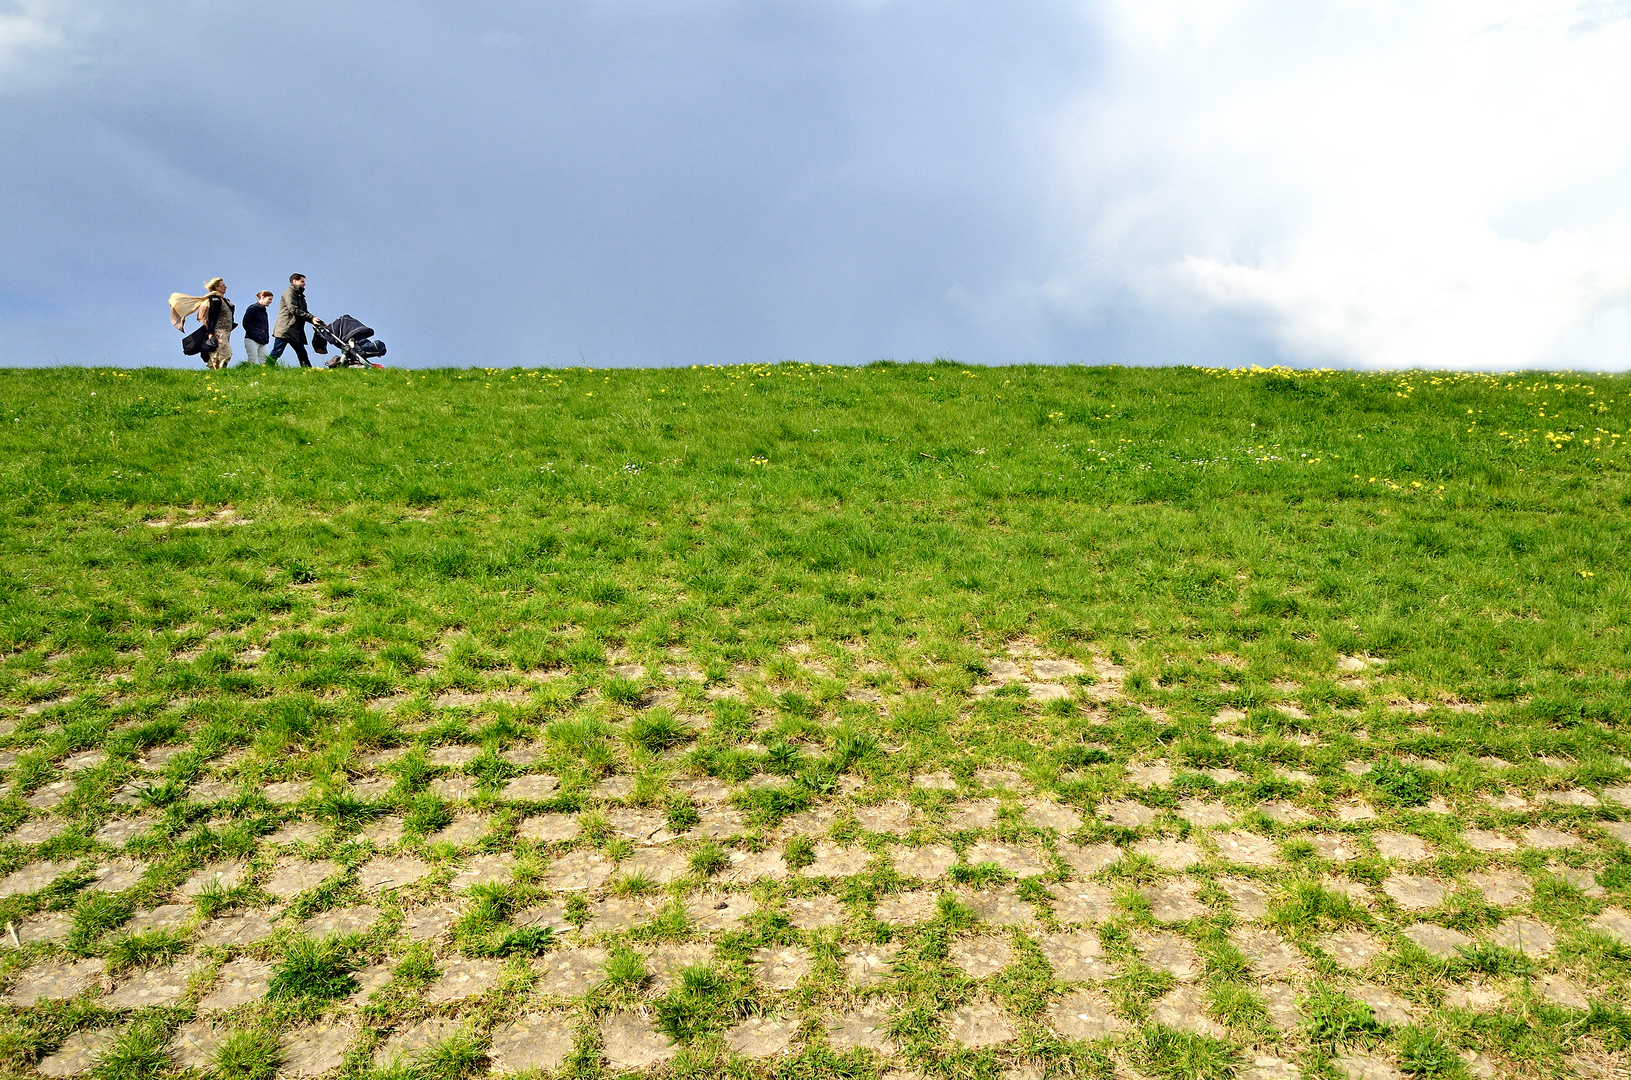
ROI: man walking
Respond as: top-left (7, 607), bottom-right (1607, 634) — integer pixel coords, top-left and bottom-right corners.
top-left (268, 273), bottom-right (325, 368)
top-left (243, 291), bottom-right (274, 365)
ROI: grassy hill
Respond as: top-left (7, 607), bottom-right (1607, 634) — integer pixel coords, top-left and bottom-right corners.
top-left (1, 362), bottom-right (1629, 1080)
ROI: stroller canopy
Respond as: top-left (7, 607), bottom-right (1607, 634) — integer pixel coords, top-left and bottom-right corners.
top-left (327, 315), bottom-right (374, 343)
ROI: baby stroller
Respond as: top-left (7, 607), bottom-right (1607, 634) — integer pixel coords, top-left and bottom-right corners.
top-left (313, 314), bottom-right (388, 368)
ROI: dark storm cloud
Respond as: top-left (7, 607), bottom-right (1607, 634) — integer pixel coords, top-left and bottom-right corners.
top-left (1, 0), bottom-right (1185, 368)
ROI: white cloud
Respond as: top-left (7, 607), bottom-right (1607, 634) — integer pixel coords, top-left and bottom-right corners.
top-left (1045, 0), bottom-right (1631, 368)
top-left (0, 0), bottom-right (94, 91)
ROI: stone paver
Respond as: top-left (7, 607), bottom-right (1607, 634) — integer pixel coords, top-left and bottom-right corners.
top-left (1139, 931), bottom-right (1201, 981)
top-left (278, 1023), bottom-right (352, 1077)
top-left (169, 1021), bottom-right (230, 1071)
top-left (1403, 923), bottom-right (1472, 959)
top-left (1259, 800), bottom-right (1314, 824)
top-left (94, 817), bottom-right (156, 846)
top-left (753, 946), bottom-right (813, 990)
top-left (105, 959), bottom-right (203, 1008)
top-left (1260, 983), bottom-right (1300, 1030)
top-left (845, 943), bottom-right (901, 987)
top-left (946, 1002), bottom-right (1016, 1048)
top-left (1133, 838), bottom-right (1205, 870)
top-left (453, 852), bottom-right (516, 889)
top-left (1468, 870), bottom-right (1531, 907)
top-left (357, 856), bottom-right (433, 892)
top-left (194, 907), bottom-right (275, 952)
top-left (263, 859), bottom-right (340, 899)
top-left (640, 943), bottom-right (712, 992)
top-left (1373, 831), bottom-right (1432, 862)
top-left (1049, 883), bottom-right (1116, 923)
top-left (724, 1016), bottom-right (797, 1059)
top-left (540, 849), bottom-right (615, 890)
top-left (1025, 801), bottom-right (1084, 831)
top-left (517, 814), bottom-right (578, 842)
top-left (1047, 989), bottom-right (1125, 1040)
top-left (1057, 841), bottom-right (1122, 875)
top-left (7, 958), bottom-right (105, 1004)
top-left (1487, 918), bottom-right (1556, 956)
top-left (1215, 831), bottom-right (1279, 867)
top-left (1537, 973), bottom-right (1589, 1009)
top-left (1151, 985), bottom-right (1227, 1037)
top-left (536, 949), bottom-right (609, 997)
top-left (946, 799), bottom-right (1000, 830)
top-left (404, 903), bottom-right (464, 941)
top-left (1589, 908), bottom-right (1631, 946)
top-left (827, 1006), bottom-right (895, 1053)
top-left (1352, 984), bottom-right (1414, 1027)
top-left (806, 843), bottom-right (871, 877)
top-left (588, 897), bottom-right (658, 932)
top-left (1142, 880), bottom-right (1207, 922)
top-left (1217, 877), bottom-right (1272, 919)
top-left (965, 840), bottom-right (1048, 877)
top-left (88, 859), bottom-right (149, 893)
top-left (1324, 929), bottom-right (1384, 971)
top-left (0, 859), bottom-right (77, 897)
top-left (39, 1029), bottom-right (118, 1077)
top-left (787, 895), bottom-right (847, 930)
top-left (875, 890), bottom-right (938, 924)
top-left (1232, 927), bottom-right (1298, 975)
top-left (503, 775), bottom-right (560, 801)
top-left (949, 936), bottom-right (1013, 978)
top-left (1310, 834), bottom-right (1361, 862)
top-left (1243, 1057), bottom-right (1301, 1080)
top-left (962, 887), bottom-right (1040, 927)
top-left (889, 844), bottom-right (956, 880)
top-left (1522, 827), bottom-right (1580, 850)
top-left (1098, 800), bottom-right (1157, 827)
top-left (489, 1014), bottom-right (575, 1074)
top-left (428, 815), bottom-right (490, 846)
top-left (303, 904), bottom-right (379, 938)
top-left (1463, 829), bottom-right (1518, 853)
top-left (724, 849), bottom-right (788, 883)
top-left (1, 911), bottom-right (72, 947)
top-left (1178, 799), bottom-right (1235, 827)
top-left (181, 860), bottom-right (250, 896)
top-left (1382, 874), bottom-right (1445, 910)
top-left (427, 958), bottom-right (504, 1002)
top-left (601, 1014), bottom-right (675, 1071)
top-left (126, 904), bottom-right (194, 934)
top-left (688, 893), bottom-right (756, 931)
top-left (855, 802), bottom-right (911, 833)
top-left (197, 958), bottom-right (274, 1011)
top-left (11, 819), bottom-right (68, 845)
top-left (1039, 931), bottom-right (1114, 981)
top-left (1333, 1055), bottom-right (1406, 1080)
top-left (375, 1019), bottom-right (459, 1064)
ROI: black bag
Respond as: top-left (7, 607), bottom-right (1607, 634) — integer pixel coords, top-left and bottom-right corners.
top-left (181, 324), bottom-right (212, 357)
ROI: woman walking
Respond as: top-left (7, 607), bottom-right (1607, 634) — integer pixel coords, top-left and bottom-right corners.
top-left (168, 278), bottom-right (236, 368)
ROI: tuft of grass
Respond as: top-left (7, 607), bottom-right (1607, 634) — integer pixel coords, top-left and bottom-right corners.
top-left (1130, 1027), bottom-right (1241, 1080)
top-left (104, 929), bottom-right (188, 973)
top-left (91, 1022), bottom-right (171, 1080)
top-left (1369, 759), bottom-right (1431, 806)
top-left (630, 710), bottom-right (691, 753)
top-left (602, 676), bottom-right (646, 706)
top-left (214, 1029), bottom-right (281, 1080)
top-left (267, 936), bottom-right (358, 1000)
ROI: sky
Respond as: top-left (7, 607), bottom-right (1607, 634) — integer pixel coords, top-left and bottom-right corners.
top-left (1, 0), bottom-right (1629, 370)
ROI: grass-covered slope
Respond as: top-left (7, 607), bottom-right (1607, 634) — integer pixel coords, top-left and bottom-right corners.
top-left (1, 361), bottom-right (1629, 1080)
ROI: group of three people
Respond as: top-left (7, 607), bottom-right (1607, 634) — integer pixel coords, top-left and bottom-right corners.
top-left (169, 274), bottom-right (325, 368)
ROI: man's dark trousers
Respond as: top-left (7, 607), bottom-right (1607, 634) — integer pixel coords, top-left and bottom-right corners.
top-left (268, 338), bottom-right (312, 367)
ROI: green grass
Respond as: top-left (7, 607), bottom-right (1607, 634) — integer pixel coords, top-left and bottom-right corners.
top-left (5, 361), bottom-right (1631, 1077)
